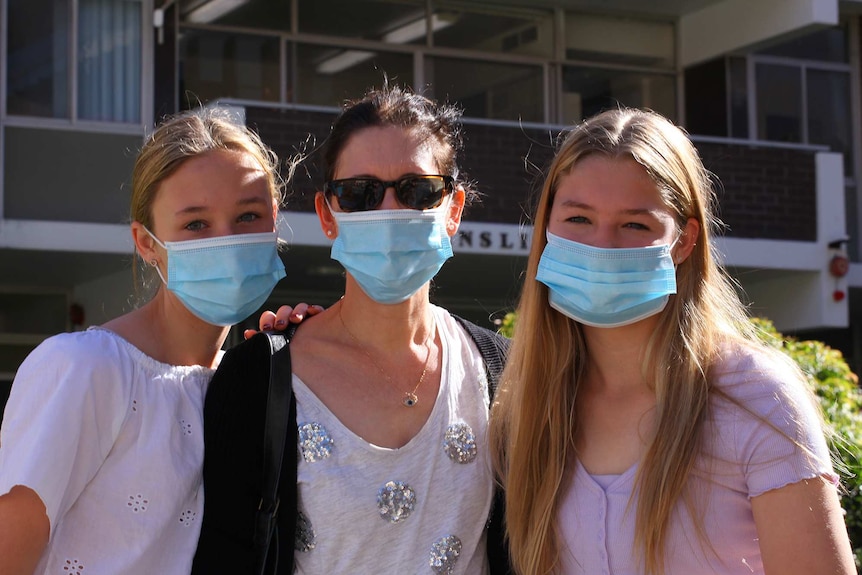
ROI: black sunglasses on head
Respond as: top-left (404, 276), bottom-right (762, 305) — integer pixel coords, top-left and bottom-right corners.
top-left (324, 175), bottom-right (454, 212)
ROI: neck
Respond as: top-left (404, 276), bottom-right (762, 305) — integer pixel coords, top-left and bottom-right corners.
top-left (581, 316), bottom-right (659, 393)
top-left (339, 278), bottom-right (435, 350)
top-left (105, 290), bottom-right (229, 368)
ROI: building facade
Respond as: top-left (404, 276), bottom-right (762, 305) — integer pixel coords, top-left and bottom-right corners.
top-left (2, 0), bottom-right (862, 406)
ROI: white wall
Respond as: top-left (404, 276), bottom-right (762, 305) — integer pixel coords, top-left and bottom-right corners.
top-left (680, 0), bottom-right (838, 66)
top-left (715, 152), bottom-right (848, 331)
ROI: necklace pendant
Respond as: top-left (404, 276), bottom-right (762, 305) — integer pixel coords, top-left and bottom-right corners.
top-left (403, 392), bottom-right (418, 407)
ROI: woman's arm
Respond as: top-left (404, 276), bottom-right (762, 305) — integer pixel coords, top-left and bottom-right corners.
top-left (0, 485), bottom-right (49, 575)
top-left (752, 476), bottom-right (855, 575)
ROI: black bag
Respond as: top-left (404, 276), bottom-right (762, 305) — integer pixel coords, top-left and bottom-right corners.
top-left (192, 327), bottom-right (298, 575)
top-left (192, 316), bottom-right (511, 575)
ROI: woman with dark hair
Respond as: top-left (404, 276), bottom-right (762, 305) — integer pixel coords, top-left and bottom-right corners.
top-left (195, 85), bottom-right (509, 575)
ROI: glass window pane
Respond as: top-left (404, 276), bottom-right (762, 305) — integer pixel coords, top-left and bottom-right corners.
top-left (808, 69), bottom-right (852, 175)
top-left (181, 0), bottom-right (291, 28)
top-left (6, 0), bottom-right (69, 117)
top-left (755, 63), bottom-right (801, 142)
top-left (565, 13), bottom-right (674, 68)
top-left (298, 0), bottom-right (423, 40)
top-left (758, 25), bottom-right (847, 63)
top-left (78, 0), bottom-right (142, 123)
top-left (425, 57), bottom-right (543, 122)
top-left (294, 44), bottom-right (412, 107)
top-left (562, 67), bottom-right (676, 124)
top-left (729, 56), bottom-right (748, 138)
top-left (180, 30), bottom-right (281, 106)
top-left (683, 58), bottom-right (727, 137)
top-left (432, 3), bottom-right (553, 58)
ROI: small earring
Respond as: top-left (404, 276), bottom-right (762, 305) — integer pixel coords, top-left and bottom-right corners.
top-left (149, 259), bottom-right (158, 267)
top-left (326, 230), bottom-right (334, 237)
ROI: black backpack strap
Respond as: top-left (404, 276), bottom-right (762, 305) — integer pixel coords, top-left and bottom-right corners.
top-left (451, 314), bottom-right (513, 575)
top-left (451, 314), bottom-right (510, 398)
top-left (254, 323), bottom-right (299, 575)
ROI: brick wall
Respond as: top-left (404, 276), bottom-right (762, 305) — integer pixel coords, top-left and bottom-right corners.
top-left (695, 142), bottom-right (817, 241)
top-left (246, 106), bottom-right (817, 242)
top-left (246, 106), bottom-right (336, 212)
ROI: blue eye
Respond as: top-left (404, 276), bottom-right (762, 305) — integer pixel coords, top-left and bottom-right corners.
top-left (624, 222), bottom-right (649, 230)
top-left (238, 212), bottom-right (260, 223)
top-left (566, 215), bottom-right (589, 224)
top-left (185, 220), bottom-right (206, 231)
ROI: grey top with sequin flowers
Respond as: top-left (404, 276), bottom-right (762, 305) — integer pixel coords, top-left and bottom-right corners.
top-left (293, 305), bottom-right (495, 575)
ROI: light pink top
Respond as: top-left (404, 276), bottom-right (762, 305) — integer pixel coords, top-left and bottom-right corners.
top-left (557, 343), bottom-right (836, 574)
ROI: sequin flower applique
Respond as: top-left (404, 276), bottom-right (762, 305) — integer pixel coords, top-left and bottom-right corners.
top-left (298, 422), bottom-right (334, 462)
top-left (430, 535), bottom-right (462, 574)
top-left (443, 422), bottom-right (477, 464)
top-left (377, 480), bottom-right (416, 524)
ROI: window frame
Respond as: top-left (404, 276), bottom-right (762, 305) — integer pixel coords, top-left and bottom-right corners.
top-left (1, 0), bottom-right (152, 132)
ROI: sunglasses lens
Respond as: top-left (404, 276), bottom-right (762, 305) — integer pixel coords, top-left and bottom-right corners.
top-left (329, 180), bottom-right (383, 212)
top-left (398, 176), bottom-right (450, 209)
top-left (327, 176), bottom-right (452, 212)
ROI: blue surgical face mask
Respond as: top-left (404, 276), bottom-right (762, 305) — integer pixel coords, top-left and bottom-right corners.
top-left (535, 231), bottom-right (677, 328)
top-left (329, 202), bottom-right (453, 304)
top-left (146, 229), bottom-right (286, 326)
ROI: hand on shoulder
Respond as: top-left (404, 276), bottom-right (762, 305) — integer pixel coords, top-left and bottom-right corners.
top-left (243, 303), bottom-right (326, 340)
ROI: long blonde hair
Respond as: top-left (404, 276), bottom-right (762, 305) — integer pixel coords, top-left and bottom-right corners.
top-left (490, 108), bottom-right (761, 574)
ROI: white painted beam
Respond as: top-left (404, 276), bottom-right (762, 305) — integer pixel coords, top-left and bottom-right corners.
top-left (680, 0), bottom-right (838, 66)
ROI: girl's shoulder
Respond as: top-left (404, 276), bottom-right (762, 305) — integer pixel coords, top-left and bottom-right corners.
top-left (708, 339), bottom-right (826, 449)
top-left (710, 339), bottom-right (806, 403)
top-left (26, 327), bottom-right (135, 369)
top-left (22, 326), bottom-right (211, 380)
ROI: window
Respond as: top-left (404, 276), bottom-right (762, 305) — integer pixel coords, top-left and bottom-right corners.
top-left (755, 63), bottom-right (802, 143)
top-left (182, 0), bottom-right (291, 28)
top-left (807, 69), bottom-right (852, 173)
top-left (425, 57), bottom-right (544, 122)
top-left (294, 43), bottom-right (412, 107)
top-left (728, 56), bottom-right (748, 138)
top-left (685, 26), bottom-right (852, 148)
top-left (78, 0), bottom-right (142, 122)
top-left (758, 24), bottom-right (847, 63)
top-left (563, 12), bottom-right (675, 124)
top-left (432, 3), bottom-right (554, 58)
top-left (6, 0), bottom-right (143, 123)
top-left (180, 30), bottom-right (280, 106)
top-left (298, 0), bottom-right (423, 39)
top-left (562, 66), bottom-right (675, 124)
top-left (172, 1), bottom-right (687, 125)
top-left (7, 0), bottom-right (70, 117)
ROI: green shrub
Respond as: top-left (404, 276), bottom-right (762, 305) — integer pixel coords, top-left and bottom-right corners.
top-left (497, 312), bottom-right (862, 566)
top-left (497, 311), bottom-right (517, 339)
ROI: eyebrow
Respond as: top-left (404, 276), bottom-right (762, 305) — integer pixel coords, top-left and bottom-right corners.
top-left (557, 199), bottom-right (659, 217)
top-left (173, 195), bottom-right (270, 217)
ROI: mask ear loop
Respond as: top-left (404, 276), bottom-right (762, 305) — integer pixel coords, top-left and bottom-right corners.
top-left (143, 226), bottom-right (169, 285)
top-left (322, 196), bottom-right (340, 238)
top-left (670, 229), bottom-right (691, 266)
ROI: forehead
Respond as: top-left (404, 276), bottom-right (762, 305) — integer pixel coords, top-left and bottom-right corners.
top-left (154, 149), bottom-right (270, 206)
top-left (554, 155), bottom-right (667, 210)
top-left (334, 125), bottom-right (440, 179)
